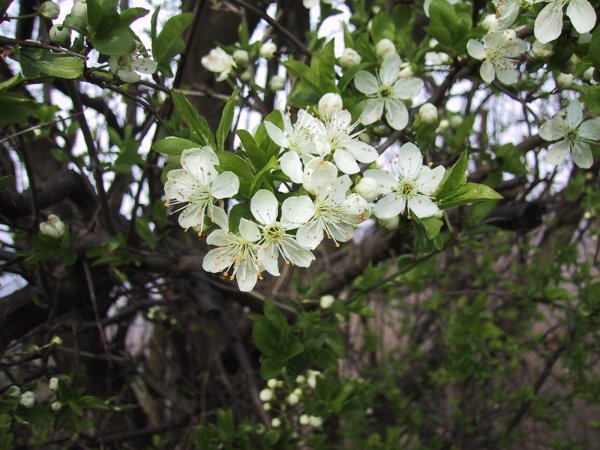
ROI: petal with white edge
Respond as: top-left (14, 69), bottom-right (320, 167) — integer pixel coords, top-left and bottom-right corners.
top-left (466, 39), bottom-right (486, 60)
top-left (342, 193), bottom-right (370, 219)
top-left (236, 258), bottom-right (259, 292)
top-left (211, 172), bottom-right (240, 198)
top-left (503, 39), bottom-right (527, 58)
top-left (415, 165), bottom-right (445, 195)
top-left (384, 99), bottom-right (409, 131)
top-left (279, 150), bottom-right (304, 183)
top-left (373, 193), bottom-right (406, 219)
top-left (408, 194), bottom-right (440, 218)
top-left (131, 58), bottom-right (158, 74)
top-left (363, 169), bottom-right (396, 195)
top-left (282, 238), bottom-right (315, 267)
top-left (579, 118), bottom-right (600, 141)
top-left (567, 100), bottom-right (583, 129)
top-left (566, 0), bottom-right (597, 34)
top-left (303, 158), bottom-right (338, 195)
top-left (546, 140), bottom-right (571, 165)
top-left (165, 170), bottom-right (197, 201)
top-left (181, 147), bottom-right (218, 184)
top-left (495, 65), bottom-right (518, 85)
top-left (239, 218), bottom-right (261, 242)
top-left (327, 175), bottom-right (353, 203)
top-left (280, 195), bottom-right (316, 228)
top-left (178, 204), bottom-right (204, 229)
top-left (203, 247), bottom-right (234, 273)
top-left (250, 189), bottom-right (279, 225)
top-left (265, 121), bottom-right (290, 148)
top-left (480, 61), bottom-right (496, 83)
top-left (329, 222), bottom-right (355, 243)
top-left (380, 52), bottom-right (401, 86)
top-left (257, 244), bottom-right (280, 276)
top-left (354, 70), bottom-right (380, 95)
top-left (534, 2), bottom-right (564, 43)
top-left (207, 230), bottom-right (231, 246)
top-left (296, 221), bottom-right (324, 250)
top-left (397, 142), bottom-right (424, 180)
top-left (392, 78), bottom-right (424, 100)
top-left (345, 140), bottom-right (378, 163)
top-left (360, 98), bottom-right (384, 125)
top-left (117, 69), bottom-right (140, 83)
top-left (571, 141), bottom-right (593, 168)
top-left (539, 119), bottom-right (565, 141)
top-left (334, 149), bottom-right (360, 174)
top-left (335, 110), bottom-right (353, 129)
top-left (211, 206), bottom-right (229, 231)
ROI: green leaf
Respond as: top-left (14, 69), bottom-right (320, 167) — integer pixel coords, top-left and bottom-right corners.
top-left (0, 92), bottom-right (39, 125)
top-left (421, 217), bottom-right (443, 240)
top-left (19, 49), bottom-right (84, 79)
top-left (228, 203), bottom-right (251, 233)
top-left (171, 91), bottom-right (216, 148)
top-left (0, 74), bottom-right (22, 91)
top-left (437, 150), bottom-right (468, 199)
top-left (587, 84), bottom-right (600, 113)
top-left (250, 156), bottom-right (278, 194)
top-left (120, 7), bottom-right (149, 25)
top-left (237, 129), bottom-right (267, 169)
top-left (152, 137), bottom-right (199, 155)
top-left (371, 11), bottom-right (396, 43)
top-left (87, 0), bottom-right (118, 34)
top-left (283, 60), bottom-right (322, 93)
top-left (216, 88), bottom-right (240, 152)
top-left (0, 175), bottom-right (14, 192)
top-left (318, 40), bottom-right (337, 92)
top-left (92, 26), bottom-right (137, 56)
top-left (216, 152), bottom-right (254, 197)
top-left (153, 12), bottom-right (194, 63)
top-left (439, 182), bottom-right (503, 209)
top-left (589, 27), bottom-right (600, 67)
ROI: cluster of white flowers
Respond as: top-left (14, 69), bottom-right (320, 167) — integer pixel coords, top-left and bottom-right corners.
top-left (467, 30), bottom-right (527, 85)
top-left (534, 0), bottom-right (597, 44)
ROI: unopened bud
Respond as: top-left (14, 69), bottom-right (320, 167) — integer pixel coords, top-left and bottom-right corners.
top-left (259, 388), bottom-right (274, 402)
top-left (354, 177), bottom-right (380, 201)
top-left (260, 42), bottom-right (277, 59)
top-left (39, 214), bottom-right (66, 239)
top-left (232, 49), bottom-right (249, 67)
top-left (267, 379), bottom-right (278, 389)
top-left (240, 69), bottom-right (252, 82)
top-left (481, 14), bottom-right (498, 31)
top-left (299, 414), bottom-right (310, 425)
top-left (20, 391), bottom-right (36, 408)
top-left (437, 119), bottom-right (450, 131)
top-left (339, 48), bottom-right (361, 68)
top-left (49, 377), bottom-right (59, 391)
top-left (38, 1), bottom-right (60, 19)
top-left (51, 400), bottom-right (63, 411)
top-left (583, 67), bottom-right (595, 81)
top-left (271, 417), bottom-right (281, 428)
top-left (70, 0), bottom-right (88, 27)
top-left (50, 335), bottom-right (63, 346)
top-left (308, 416), bottom-right (323, 427)
top-left (376, 38), bottom-right (396, 58)
top-left (556, 72), bottom-right (573, 89)
top-left (318, 93), bottom-right (343, 119)
top-left (449, 115), bottom-right (463, 128)
top-left (6, 385), bottom-right (21, 398)
top-left (531, 40), bottom-right (553, 58)
top-left (49, 25), bottom-right (70, 46)
top-left (418, 103), bottom-right (438, 124)
top-left (287, 392), bottom-right (300, 405)
top-left (269, 75), bottom-right (286, 91)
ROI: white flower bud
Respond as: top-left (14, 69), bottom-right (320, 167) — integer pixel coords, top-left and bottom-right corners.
top-left (6, 385), bottom-right (21, 398)
top-left (339, 48), bottom-right (361, 68)
top-left (263, 402), bottom-right (271, 411)
top-left (437, 119), bottom-right (450, 131)
top-left (232, 49), bottom-right (249, 67)
top-left (318, 93), bottom-right (343, 119)
top-left (49, 377), bottom-right (59, 391)
top-left (39, 1), bottom-right (60, 19)
top-left (49, 25), bottom-right (70, 46)
top-left (376, 38), bottom-right (396, 58)
top-left (556, 72), bottom-right (573, 89)
top-left (366, 407), bottom-right (374, 415)
top-left (319, 294), bottom-right (335, 309)
top-left (378, 215), bottom-right (399, 230)
top-left (269, 75), bottom-right (286, 91)
top-left (354, 177), bottom-right (380, 202)
top-left (271, 418), bottom-right (281, 428)
top-left (260, 42), bottom-right (277, 59)
top-left (293, 388), bottom-right (302, 396)
top-left (50, 335), bottom-right (63, 346)
top-left (267, 379), bottom-right (278, 389)
top-left (20, 391), bottom-right (36, 408)
top-left (295, 375), bottom-right (305, 384)
top-left (259, 388), bottom-right (274, 402)
top-left (287, 392), bottom-right (300, 405)
top-left (51, 400), bottom-right (62, 411)
top-left (398, 64), bottom-right (414, 79)
top-left (306, 370), bottom-right (321, 389)
top-left (418, 103), bottom-right (438, 124)
top-left (308, 416), bottom-right (323, 427)
top-left (531, 40), bottom-right (553, 58)
top-left (39, 214), bottom-right (66, 239)
top-left (449, 115), bottom-right (463, 128)
top-left (201, 47), bottom-right (236, 82)
top-left (70, 0), bottom-right (88, 27)
top-left (240, 69), bottom-right (252, 82)
top-left (583, 67), bottom-right (595, 81)
top-left (299, 414), bottom-right (310, 425)
top-left (481, 14), bottom-right (499, 31)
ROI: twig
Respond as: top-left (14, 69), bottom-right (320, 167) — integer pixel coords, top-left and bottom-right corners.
top-left (0, 36), bottom-right (87, 59)
top-left (0, 113), bottom-right (82, 145)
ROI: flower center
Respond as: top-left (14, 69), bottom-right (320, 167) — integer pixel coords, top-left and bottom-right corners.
top-left (378, 85), bottom-right (393, 99)
top-left (397, 180), bottom-right (416, 199)
top-left (262, 223), bottom-right (285, 242)
top-left (565, 127), bottom-right (580, 142)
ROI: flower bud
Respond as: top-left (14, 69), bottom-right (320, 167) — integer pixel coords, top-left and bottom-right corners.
top-left (556, 72), bottom-right (573, 89)
top-left (20, 391), bottom-right (36, 408)
top-left (319, 294), bottom-right (335, 309)
top-left (232, 49), bottom-right (249, 67)
top-left (260, 42), bottom-right (277, 59)
top-left (50, 335), bottom-right (63, 346)
top-left (51, 401), bottom-right (62, 412)
top-left (202, 47), bottom-right (236, 82)
top-left (339, 48), bottom-right (361, 68)
top-left (287, 392), bottom-right (300, 405)
top-left (295, 375), bottom-right (305, 384)
top-left (318, 93), bottom-right (343, 119)
top-left (583, 67), bottom-right (595, 81)
top-left (418, 103), bottom-right (438, 124)
top-left (263, 402), bottom-right (271, 411)
top-left (293, 388), bottom-right (302, 396)
top-left (70, 0), bottom-right (88, 27)
top-left (267, 379), bottom-right (278, 389)
top-left (531, 40), bottom-right (553, 58)
top-left (449, 115), bottom-right (463, 128)
top-left (481, 14), bottom-right (498, 31)
top-left (49, 25), bottom-right (70, 46)
top-left (39, 1), bottom-right (60, 19)
top-left (259, 388), bottom-right (274, 402)
top-left (376, 38), bottom-right (396, 58)
top-left (39, 214), bottom-right (66, 239)
top-left (49, 377), bottom-right (59, 391)
top-left (399, 64), bottom-right (414, 79)
top-left (378, 215), bottom-right (399, 230)
top-left (309, 416), bottom-right (323, 427)
top-left (354, 177), bottom-right (380, 201)
top-left (6, 385), bottom-right (21, 398)
top-left (240, 69), bottom-right (252, 82)
top-left (306, 370), bottom-right (321, 389)
top-left (437, 119), bottom-right (449, 131)
top-left (299, 414), bottom-right (310, 425)
top-left (271, 418), bottom-right (281, 428)
top-left (269, 75), bottom-right (286, 91)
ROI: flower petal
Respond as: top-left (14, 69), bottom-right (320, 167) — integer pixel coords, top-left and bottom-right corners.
top-left (354, 70), bottom-right (380, 95)
top-left (279, 150), bottom-right (304, 183)
top-left (236, 258), bottom-right (259, 292)
top-left (239, 218), bottom-right (261, 242)
top-left (211, 206), bottom-right (229, 231)
top-left (181, 147), bottom-right (219, 184)
top-left (281, 195), bottom-right (316, 228)
top-left (397, 142), bottom-right (423, 180)
top-left (360, 98), bottom-right (384, 125)
top-left (327, 175), bottom-right (353, 203)
top-left (407, 194), bottom-right (440, 218)
top-left (117, 68), bottom-right (140, 83)
top-left (373, 193), bottom-right (406, 219)
top-left (329, 222), bottom-right (355, 243)
top-left (546, 140), bottom-right (571, 165)
top-left (571, 141), bottom-right (593, 168)
top-left (345, 140), bottom-right (378, 163)
top-left (380, 52), bottom-right (401, 86)
top-left (480, 60), bottom-right (496, 83)
top-left (495, 65), bottom-right (518, 85)
top-left (363, 169), bottom-right (396, 195)
top-left (415, 165), bottom-right (445, 195)
top-left (211, 172), bottom-right (239, 198)
top-left (384, 99), bottom-right (409, 131)
top-left (579, 118), bottom-right (600, 141)
top-left (282, 238), bottom-right (315, 267)
top-left (540, 118), bottom-right (565, 141)
top-left (466, 39), bottom-right (486, 60)
top-left (534, 2), bottom-right (564, 44)
top-left (566, 0), bottom-right (597, 34)
top-left (207, 230), bottom-right (232, 246)
top-left (178, 204), bottom-right (204, 229)
top-left (296, 221), bottom-right (324, 250)
top-left (567, 100), bottom-right (583, 128)
top-left (503, 38), bottom-right (527, 58)
top-left (303, 158), bottom-right (339, 195)
top-left (265, 121), bottom-right (290, 148)
top-left (333, 149), bottom-right (360, 174)
top-left (131, 58), bottom-right (158, 74)
top-left (250, 189), bottom-right (279, 225)
top-left (258, 244), bottom-right (280, 276)
top-left (392, 78), bottom-right (423, 100)
top-left (203, 247), bottom-right (234, 273)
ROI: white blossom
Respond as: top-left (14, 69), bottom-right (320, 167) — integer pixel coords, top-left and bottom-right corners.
top-left (164, 147), bottom-right (239, 233)
top-left (297, 159), bottom-right (370, 249)
top-left (339, 48), bottom-right (361, 68)
top-left (534, 0), bottom-right (597, 44)
top-left (556, 72), bottom-right (574, 88)
top-left (318, 92), bottom-right (343, 119)
top-left (201, 47), bottom-right (236, 81)
top-left (418, 103), bottom-right (438, 124)
top-left (355, 52), bottom-right (424, 131)
top-left (375, 38), bottom-right (396, 57)
top-left (354, 176), bottom-right (380, 201)
top-left (20, 391), bottom-right (36, 408)
top-left (40, 214), bottom-right (66, 238)
top-left (466, 30), bottom-right (527, 85)
top-left (320, 295), bottom-right (335, 308)
top-left (583, 67), bottom-right (595, 80)
top-left (539, 100), bottom-right (599, 168)
top-left (232, 49), bottom-right (249, 66)
top-left (259, 42), bottom-right (277, 59)
top-left (109, 53), bottom-right (157, 83)
top-left (49, 377), bottom-right (59, 391)
top-left (366, 143), bottom-right (445, 219)
top-left (487, 0), bottom-right (520, 31)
